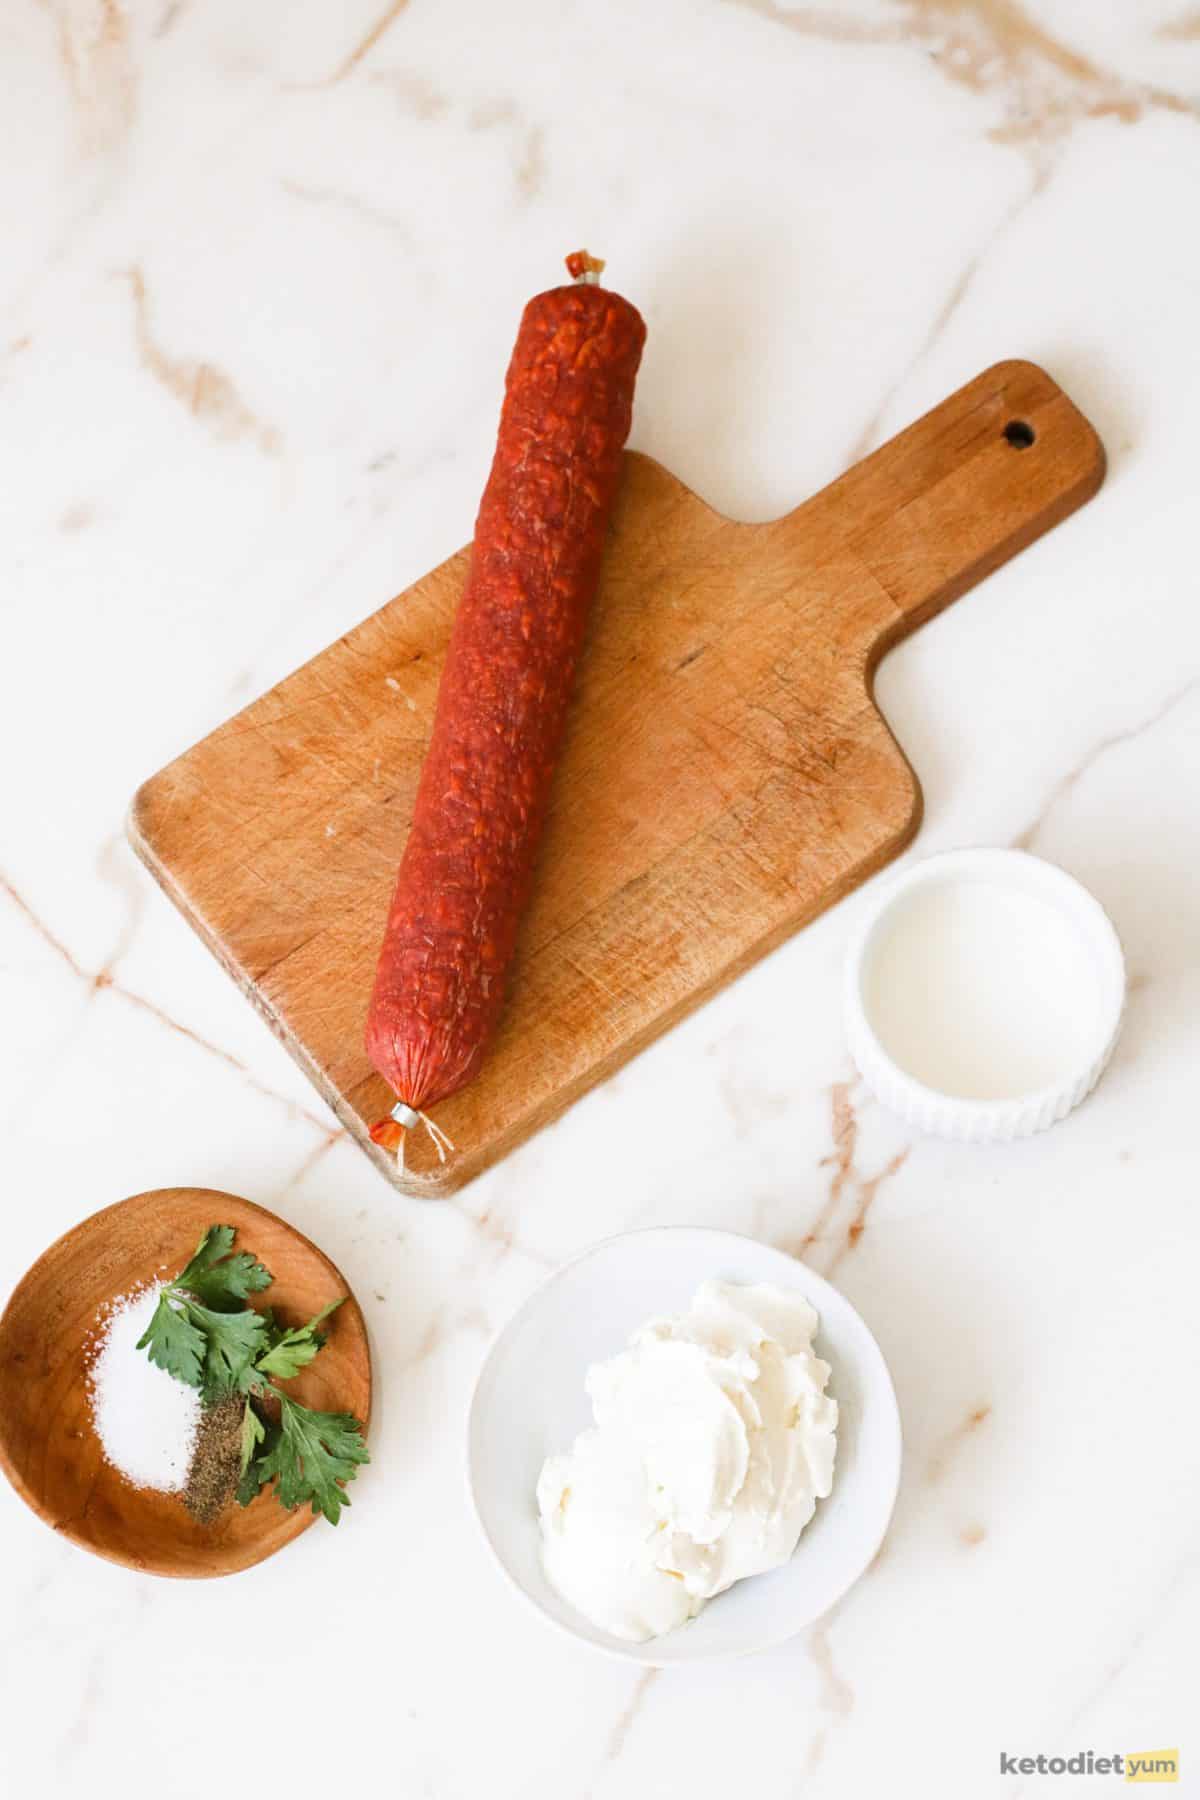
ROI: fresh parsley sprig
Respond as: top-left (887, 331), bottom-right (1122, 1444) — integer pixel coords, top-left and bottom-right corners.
top-left (137, 1228), bottom-right (271, 1401)
top-left (254, 1299), bottom-right (343, 1381)
top-left (237, 1393), bottom-right (370, 1526)
top-left (173, 1224), bottom-right (272, 1310)
top-left (136, 1225), bottom-right (369, 1525)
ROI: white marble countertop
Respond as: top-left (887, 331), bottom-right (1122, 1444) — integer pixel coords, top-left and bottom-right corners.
top-left (3, 2), bottom-right (1198, 1794)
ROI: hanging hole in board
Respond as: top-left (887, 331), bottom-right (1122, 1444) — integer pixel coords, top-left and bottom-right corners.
top-left (1004, 419), bottom-right (1036, 449)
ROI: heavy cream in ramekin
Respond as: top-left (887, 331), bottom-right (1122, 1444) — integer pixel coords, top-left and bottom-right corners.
top-left (845, 849), bottom-right (1125, 1142)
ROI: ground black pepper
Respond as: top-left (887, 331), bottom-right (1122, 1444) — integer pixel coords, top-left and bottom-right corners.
top-left (183, 1393), bottom-right (247, 1525)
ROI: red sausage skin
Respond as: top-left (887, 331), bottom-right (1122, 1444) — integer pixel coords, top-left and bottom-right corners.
top-left (365, 279), bottom-right (646, 1116)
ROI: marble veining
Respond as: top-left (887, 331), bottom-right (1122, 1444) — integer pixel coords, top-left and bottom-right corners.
top-left (2, 2), bottom-right (1197, 1796)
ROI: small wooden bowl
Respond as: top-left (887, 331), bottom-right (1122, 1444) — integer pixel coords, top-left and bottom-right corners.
top-left (0, 1188), bottom-right (372, 1578)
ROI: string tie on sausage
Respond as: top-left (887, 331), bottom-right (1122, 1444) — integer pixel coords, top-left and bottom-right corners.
top-left (370, 1101), bottom-right (456, 1170)
top-left (565, 248), bottom-right (605, 285)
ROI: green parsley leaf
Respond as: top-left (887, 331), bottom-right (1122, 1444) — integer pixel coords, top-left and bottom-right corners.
top-left (237, 1414), bottom-right (279, 1508)
top-left (239, 1398), bottom-right (266, 1478)
top-left (185, 1300), bottom-right (271, 1402)
top-left (246, 1392), bottom-right (370, 1526)
top-left (253, 1299), bottom-right (344, 1382)
top-left (173, 1225), bottom-right (272, 1313)
top-left (175, 1224), bottom-right (236, 1284)
top-left (135, 1292), bottom-right (207, 1390)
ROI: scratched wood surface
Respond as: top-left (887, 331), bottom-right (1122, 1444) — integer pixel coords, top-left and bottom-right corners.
top-left (129, 361), bottom-right (1104, 1195)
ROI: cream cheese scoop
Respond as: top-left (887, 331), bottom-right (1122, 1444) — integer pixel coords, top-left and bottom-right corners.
top-left (536, 1281), bottom-right (837, 1643)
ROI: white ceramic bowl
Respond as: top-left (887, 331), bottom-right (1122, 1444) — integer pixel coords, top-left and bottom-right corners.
top-left (845, 848), bottom-right (1125, 1143)
top-left (467, 1227), bottom-right (902, 1665)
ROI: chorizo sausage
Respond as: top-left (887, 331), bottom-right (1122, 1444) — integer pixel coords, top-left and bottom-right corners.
top-left (366, 252), bottom-right (646, 1164)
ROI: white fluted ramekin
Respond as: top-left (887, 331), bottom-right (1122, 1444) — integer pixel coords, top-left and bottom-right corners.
top-left (844, 849), bottom-right (1126, 1144)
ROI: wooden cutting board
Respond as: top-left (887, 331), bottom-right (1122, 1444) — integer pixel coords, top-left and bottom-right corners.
top-left (130, 360), bottom-right (1104, 1196)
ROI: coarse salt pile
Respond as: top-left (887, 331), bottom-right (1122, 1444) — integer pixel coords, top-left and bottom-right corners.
top-left (88, 1285), bottom-right (201, 1492)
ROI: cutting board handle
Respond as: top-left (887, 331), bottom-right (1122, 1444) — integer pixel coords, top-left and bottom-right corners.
top-left (791, 359), bottom-right (1106, 661)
